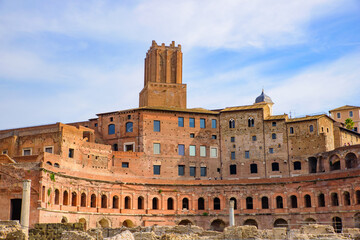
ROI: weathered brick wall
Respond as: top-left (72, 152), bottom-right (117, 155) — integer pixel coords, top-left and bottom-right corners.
top-left (28, 223), bottom-right (84, 240)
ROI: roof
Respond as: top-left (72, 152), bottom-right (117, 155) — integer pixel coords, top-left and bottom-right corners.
top-left (339, 126), bottom-right (360, 136)
top-left (255, 89), bottom-right (273, 104)
top-left (221, 103), bottom-right (268, 113)
top-left (265, 114), bottom-right (288, 121)
top-left (287, 114), bottom-right (333, 123)
top-left (329, 105), bottom-right (360, 112)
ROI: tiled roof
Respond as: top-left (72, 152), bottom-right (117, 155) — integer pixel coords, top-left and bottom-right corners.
top-left (265, 114), bottom-right (288, 120)
top-left (287, 114), bottom-right (332, 123)
top-left (139, 106), bottom-right (219, 114)
top-left (220, 104), bottom-right (268, 112)
top-left (329, 105), bottom-right (360, 111)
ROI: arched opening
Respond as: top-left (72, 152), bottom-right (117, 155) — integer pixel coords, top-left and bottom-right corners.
top-left (81, 193), bottom-right (86, 207)
top-left (355, 213), bottom-right (360, 228)
top-left (126, 122), bottom-right (133, 133)
top-left (343, 191), bottom-right (351, 206)
top-left (182, 198), bottom-right (189, 210)
top-left (124, 196), bottom-right (131, 209)
top-left (71, 192), bottom-right (77, 206)
top-left (330, 155), bottom-right (341, 171)
top-left (63, 191), bottom-right (69, 206)
top-left (304, 194), bottom-right (311, 208)
top-left (304, 218), bottom-right (316, 224)
top-left (198, 197), bottom-right (205, 210)
top-left (230, 197), bottom-right (237, 210)
top-left (243, 219), bottom-right (258, 228)
top-left (210, 219), bottom-right (226, 232)
top-left (308, 157), bottom-right (317, 173)
top-left (246, 197), bottom-right (253, 209)
top-left (152, 197), bottom-right (159, 209)
top-left (331, 193), bottom-right (339, 206)
top-left (276, 196), bottom-right (283, 208)
top-left (55, 189), bottom-right (60, 205)
top-left (332, 217), bottom-right (342, 233)
top-left (274, 218), bottom-right (288, 228)
top-left (229, 119), bottom-right (235, 129)
top-left (167, 198), bottom-right (174, 210)
top-left (101, 195), bottom-right (107, 208)
top-left (290, 195), bottom-right (297, 208)
top-left (108, 124), bottom-right (115, 135)
top-left (61, 217), bottom-right (68, 223)
top-left (79, 218), bottom-right (87, 231)
top-left (345, 153), bottom-right (357, 169)
top-left (54, 163), bottom-right (60, 168)
top-left (214, 197), bottom-right (221, 210)
top-left (248, 117), bottom-right (254, 127)
top-left (178, 219), bottom-right (193, 226)
top-left (99, 218), bottom-right (110, 228)
top-left (261, 196), bottom-right (269, 209)
top-left (356, 190), bottom-right (360, 204)
top-left (46, 161), bottom-right (52, 166)
top-left (112, 196), bottom-right (119, 209)
top-left (91, 194), bottom-right (96, 208)
top-left (318, 156), bottom-right (325, 172)
top-left (138, 196), bottom-right (144, 209)
top-left (318, 193), bottom-right (325, 207)
top-left (122, 219), bottom-right (134, 228)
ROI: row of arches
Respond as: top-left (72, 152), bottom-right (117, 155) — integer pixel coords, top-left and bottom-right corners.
top-left (229, 118), bottom-right (255, 129)
top-left (308, 152), bottom-right (358, 173)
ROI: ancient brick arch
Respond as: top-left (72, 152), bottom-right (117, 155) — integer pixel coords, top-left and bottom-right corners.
top-left (122, 219), bottom-right (134, 228)
top-left (274, 218), bottom-right (288, 228)
top-left (329, 154), bottom-right (341, 171)
top-left (178, 219), bottom-right (193, 226)
top-left (98, 218), bottom-right (110, 228)
top-left (243, 219), bottom-right (258, 228)
top-left (345, 152), bottom-right (358, 169)
top-left (210, 219), bottom-right (226, 232)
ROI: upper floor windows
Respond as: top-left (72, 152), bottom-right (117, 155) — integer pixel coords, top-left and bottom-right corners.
top-left (153, 165), bottom-right (161, 175)
top-left (108, 124), bottom-right (115, 135)
top-left (250, 163), bottom-right (258, 174)
top-left (231, 152), bottom-right (236, 160)
top-left (272, 162), bottom-right (279, 171)
top-left (200, 118), bottom-right (206, 128)
top-left (349, 111), bottom-right (353, 117)
top-left (23, 148), bottom-right (32, 156)
top-left (126, 122), bottom-right (133, 132)
top-left (153, 143), bottom-right (160, 154)
top-left (231, 137), bottom-right (235, 142)
top-left (210, 147), bottom-right (218, 158)
top-left (230, 164), bottom-right (237, 175)
top-left (178, 144), bottom-right (185, 156)
top-left (68, 148), bottom-right (74, 158)
top-left (252, 135), bottom-right (257, 141)
top-left (245, 151), bottom-right (250, 159)
top-left (229, 119), bottom-right (235, 128)
top-left (248, 117), bottom-right (254, 127)
top-left (110, 117), bottom-right (113, 122)
top-left (294, 161), bottom-right (301, 170)
top-left (272, 122), bottom-right (277, 127)
top-left (290, 127), bottom-right (294, 134)
top-left (337, 113), bottom-right (341, 118)
top-left (309, 125), bottom-right (314, 132)
top-left (200, 167), bottom-right (207, 176)
top-left (189, 118), bottom-right (195, 128)
top-left (189, 145), bottom-right (196, 156)
top-left (212, 119), bottom-right (217, 128)
top-left (154, 120), bottom-right (160, 132)
top-left (272, 133), bottom-right (277, 139)
top-left (178, 117), bottom-right (184, 127)
top-left (200, 146), bottom-right (206, 157)
top-left (178, 165), bottom-right (185, 176)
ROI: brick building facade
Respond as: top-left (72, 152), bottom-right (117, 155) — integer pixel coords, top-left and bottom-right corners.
top-left (1, 41), bottom-right (360, 232)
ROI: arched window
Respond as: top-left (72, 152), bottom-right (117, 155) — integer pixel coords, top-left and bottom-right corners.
top-left (304, 194), bottom-right (311, 208)
top-left (112, 196), bottom-right (119, 209)
top-left (55, 189), bottom-right (60, 205)
top-left (214, 197), bottom-right (221, 210)
top-left (308, 157), bottom-right (317, 173)
top-left (345, 153), bottom-right (357, 169)
top-left (261, 196), bottom-right (269, 209)
top-left (124, 196), bottom-right (131, 209)
top-left (81, 193), bottom-right (86, 207)
top-left (108, 124), bottom-right (115, 135)
top-left (331, 193), bottom-right (339, 206)
top-left (46, 161), bottom-right (52, 166)
top-left (71, 192), bottom-right (77, 206)
top-left (276, 196), bottom-right (283, 208)
top-left (54, 163), bottom-right (60, 168)
top-left (229, 119), bottom-right (235, 129)
top-left (167, 198), bottom-right (174, 210)
top-left (318, 193), bottom-right (325, 207)
top-left (309, 125), bottom-right (314, 132)
top-left (63, 191), bottom-right (69, 205)
top-left (101, 195), bottom-right (107, 208)
top-left (290, 195), bottom-right (297, 208)
top-left (290, 127), bottom-right (294, 134)
top-left (330, 155), bottom-right (341, 171)
top-left (182, 198), bottom-right (189, 210)
top-left (356, 190), bottom-right (360, 204)
top-left (343, 191), bottom-right (351, 206)
top-left (198, 197), bottom-right (205, 210)
top-left (91, 194), bottom-right (96, 208)
top-left (272, 133), bottom-right (277, 139)
top-left (152, 197), bottom-right (158, 209)
top-left (272, 162), bottom-right (279, 171)
top-left (126, 122), bottom-right (133, 133)
top-left (294, 161), bottom-right (301, 170)
top-left (248, 117), bottom-right (254, 127)
top-left (230, 197), bottom-right (237, 210)
top-left (246, 197), bottom-right (253, 209)
top-left (138, 196), bottom-right (144, 209)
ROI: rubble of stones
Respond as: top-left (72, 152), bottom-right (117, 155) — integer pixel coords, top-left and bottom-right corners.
top-left (1, 221), bottom-right (360, 240)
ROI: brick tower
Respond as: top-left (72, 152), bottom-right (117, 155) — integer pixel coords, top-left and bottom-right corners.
top-left (139, 41), bottom-right (187, 109)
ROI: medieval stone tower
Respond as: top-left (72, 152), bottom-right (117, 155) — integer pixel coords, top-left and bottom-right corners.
top-left (139, 40), bottom-right (187, 109)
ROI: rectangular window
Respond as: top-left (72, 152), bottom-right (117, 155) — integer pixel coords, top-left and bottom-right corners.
top-left (44, 146), bottom-right (53, 154)
top-left (189, 145), bottom-right (196, 156)
top-left (231, 137), bottom-right (235, 142)
top-left (252, 136), bottom-right (256, 141)
top-left (190, 167), bottom-right (196, 176)
top-left (337, 112), bottom-right (341, 118)
top-left (122, 162), bottom-right (129, 168)
top-left (272, 122), bottom-right (277, 127)
top-left (178, 165), bottom-right (185, 176)
top-left (22, 149), bottom-right (31, 156)
top-left (178, 144), bottom-right (185, 156)
top-left (210, 147), bottom-right (218, 158)
top-left (231, 152), bottom-right (235, 160)
top-left (212, 119), bottom-right (217, 128)
top-left (245, 151), bottom-right (250, 159)
top-left (68, 148), bottom-right (74, 158)
top-left (153, 165), bottom-right (161, 175)
top-left (190, 133), bottom-right (195, 138)
top-left (230, 165), bottom-right (237, 175)
top-left (211, 135), bottom-right (217, 139)
top-left (153, 143), bottom-right (160, 154)
top-left (189, 118), bottom-right (195, 128)
top-left (250, 164), bottom-right (258, 174)
top-left (269, 148), bottom-right (274, 154)
top-left (350, 111), bottom-right (353, 117)
top-left (200, 118), bottom-right (206, 128)
top-left (154, 120), bottom-right (160, 132)
top-left (200, 146), bottom-right (206, 157)
top-left (200, 167), bottom-right (207, 176)
top-left (2, 150), bottom-right (8, 155)
top-left (178, 117), bottom-right (184, 127)
top-left (355, 127), bottom-right (358, 132)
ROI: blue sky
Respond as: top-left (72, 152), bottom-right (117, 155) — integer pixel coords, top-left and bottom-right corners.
top-left (0, 0), bottom-right (360, 129)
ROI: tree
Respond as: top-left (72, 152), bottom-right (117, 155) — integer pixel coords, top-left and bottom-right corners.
top-left (345, 118), bottom-right (355, 130)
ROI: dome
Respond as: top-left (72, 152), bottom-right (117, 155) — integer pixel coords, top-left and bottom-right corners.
top-left (255, 89), bottom-right (273, 104)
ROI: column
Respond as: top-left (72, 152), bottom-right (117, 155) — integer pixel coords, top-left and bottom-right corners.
top-left (21, 180), bottom-right (31, 240)
top-left (229, 200), bottom-right (235, 227)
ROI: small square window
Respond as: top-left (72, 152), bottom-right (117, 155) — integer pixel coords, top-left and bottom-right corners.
top-left (212, 135), bottom-right (217, 139)
top-left (178, 165), bottom-right (185, 176)
top-left (189, 118), bottom-right (195, 128)
top-left (110, 117), bottom-right (113, 122)
top-left (200, 167), bottom-right (207, 176)
top-left (44, 147), bottom-right (53, 154)
top-left (200, 118), bottom-right (206, 128)
top-left (94, 123), bottom-right (98, 127)
top-left (200, 146), bottom-right (206, 157)
top-left (122, 162), bottom-right (129, 168)
top-left (190, 166), bottom-right (196, 176)
top-left (178, 117), bottom-right (184, 127)
top-left (154, 120), bottom-right (160, 132)
top-left (245, 151), bottom-right (250, 159)
top-left (178, 144), bottom-right (185, 156)
top-left (231, 137), bottom-right (235, 142)
top-left (252, 136), bottom-right (256, 141)
top-left (231, 152), bottom-right (235, 160)
top-left (272, 122), bottom-right (277, 127)
top-left (189, 145), bottom-right (196, 156)
top-left (211, 119), bottom-right (217, 128)
top-left (269, 148), bottom-right (274, 154)
top-left (153, 165), bottom-right (161, 175)
top-left (153, 143), bottom-right (160, 154)
top-left (127, 115), bottom-right (131, 120)
top-left (190, 133), bottom-right (195, 138)
top-left (68, 148), bottom-right (74, 158)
